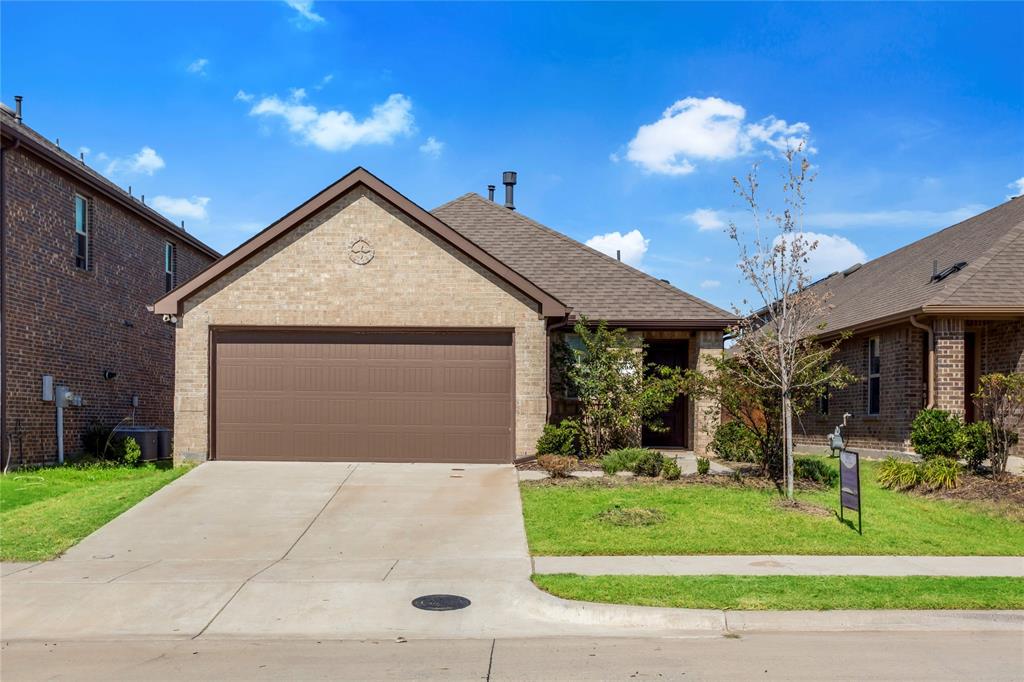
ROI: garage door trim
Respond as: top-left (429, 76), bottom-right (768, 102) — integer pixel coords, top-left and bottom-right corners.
top-left (208, 326), bottom-right (517, 462)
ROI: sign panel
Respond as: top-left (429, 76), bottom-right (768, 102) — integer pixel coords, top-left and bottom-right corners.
top-left (839, 450), bottom-right (862, 534)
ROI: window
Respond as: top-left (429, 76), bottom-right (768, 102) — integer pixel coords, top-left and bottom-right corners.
top-left (818, 389), bottom-right (829, 416)
top-left (164, 242), bottom-right (177, 292)
top-left (562, 333), bottom-right (585, 399)
top-left (867, 336), bottom-right (881, 415)
top-left (74, 195), bottom-right (89, 270)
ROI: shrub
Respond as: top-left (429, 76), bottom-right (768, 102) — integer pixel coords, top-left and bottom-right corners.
top-left (973, 372), bottom-right (1024, 475)
top-left (920, 456), bottom-right (961, 490)
top-left (957, 421), bottom-right (990, 472)
top-left (632, 451), bottom-right (666, 477)
top-left (910, 409), bottom-right (962, 459)
top-left (877, 456), bottom-right (920, 491)
top-left (711, 420), bottom-right (758, 462)
top-left (696, 457), bottom-right (711, 476)
top-left (122, 437), bottom-right (142, 467)
top-left (793, 457), bottom-right (838, 487)
top-left (601, 447), bottom-right (650, 475)
top-left (536, 419), bottom-right (582, 457)
top-left (597, 506), bottom-right (667, 527)
top-left (536, 454), bottom-right (576, 478)
top-left (661, 458), bottom-right (681, 481)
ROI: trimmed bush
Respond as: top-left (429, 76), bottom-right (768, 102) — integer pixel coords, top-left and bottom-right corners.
top-left (601, 447), bottom-right (650, 475)
top-left (537, 454), bottom-right (576, 478)
top-left (122, 437), bottom-right (142, 467)
top-left (957, 421), bottom-right (990, 472)
top-left (661, 458), bottom-right (681, 481)
top-left (793, 457), bottom-right (838, 487)
top-left (696, 457), bottom-right (711, 476)
top-left (877, 456), bottom-right (921, 491)
top-left (910, 409), bottom-right (962, 459)
top-left (711, 420), bottom-right (758, 462)
top-left (536, 419), bottom-right (582, 457)
top-left (633, 451), bottom-right (666, 477)
top-left (921, 456), bottom-right (961, 490)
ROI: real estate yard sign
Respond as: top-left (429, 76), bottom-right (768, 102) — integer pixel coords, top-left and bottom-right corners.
top-left (839, 450), bottom-right (862, 534)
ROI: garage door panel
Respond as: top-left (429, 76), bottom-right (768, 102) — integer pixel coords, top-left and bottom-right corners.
top-left (214, 330), bottom-right (513, 463)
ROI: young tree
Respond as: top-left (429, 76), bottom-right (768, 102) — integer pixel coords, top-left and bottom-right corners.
top-left (557, 318), bottom-right (684, 459)
top-left (683, 343), bottom-right (853, 480)
top-left (973, 372), bottom-right (1024, 476)
top-left (727, 146), bottom-right (851, 500)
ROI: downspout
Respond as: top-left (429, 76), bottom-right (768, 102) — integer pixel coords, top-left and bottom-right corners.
top-left (909, 314), bottom-right (934, 409)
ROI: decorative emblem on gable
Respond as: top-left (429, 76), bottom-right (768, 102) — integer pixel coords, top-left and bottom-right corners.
top-left (349, 237), bottom-right (374, 265)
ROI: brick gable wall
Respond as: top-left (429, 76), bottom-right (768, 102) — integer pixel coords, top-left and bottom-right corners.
top-left (2, 146), bottom-right (214, 466)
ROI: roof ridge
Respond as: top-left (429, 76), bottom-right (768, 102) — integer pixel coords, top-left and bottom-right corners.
top-left (442, 193), bottom-right (733, 319)
top-left (926, 216), bottom-right (1024, 307)
top-left (430, 191), bottom-right (477, 214)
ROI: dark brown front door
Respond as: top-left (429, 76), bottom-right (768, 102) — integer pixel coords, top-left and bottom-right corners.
top-left (213, 329), bottom-right (514, 463)
top-left (642, 340), bottom-right (688, 448)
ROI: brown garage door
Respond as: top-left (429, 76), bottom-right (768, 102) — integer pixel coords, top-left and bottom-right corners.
top-left (213, 330), bottom-right (514, 463)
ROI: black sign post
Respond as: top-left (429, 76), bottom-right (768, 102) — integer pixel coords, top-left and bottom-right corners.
top-left (839, 450), bottom-right (862, 534)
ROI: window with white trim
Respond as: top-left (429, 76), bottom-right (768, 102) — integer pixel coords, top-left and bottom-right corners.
top-left (164, 242), bottom-right (177, 292)
top-left (867, 336), bottom-right (881, 415)
top-left (74, 194), bottom-right (90, 270)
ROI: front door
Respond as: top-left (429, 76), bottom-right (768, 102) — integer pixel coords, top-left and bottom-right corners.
top-left (642, 340), bottom-right (688, 448)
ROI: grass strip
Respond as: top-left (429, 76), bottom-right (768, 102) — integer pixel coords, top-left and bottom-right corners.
top-left (532, 573), bottom-right (1024, 610)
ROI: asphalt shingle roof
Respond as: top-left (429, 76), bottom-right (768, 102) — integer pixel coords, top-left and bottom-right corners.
top-left (433, 193), bottom-right (735, 325)
top-left (802, 196), bottom-right (1024, 333)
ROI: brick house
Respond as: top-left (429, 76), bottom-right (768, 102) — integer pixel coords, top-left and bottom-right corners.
top-left (153, 168), bottom-right (734, 464)
top-left (795, 197), bottom-right (1024, 455)
top-left (1, 102), bottom-right (218, 467)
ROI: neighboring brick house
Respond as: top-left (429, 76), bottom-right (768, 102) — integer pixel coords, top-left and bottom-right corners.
top-left (1, 102), bottom-right (218, 467)
top-left (795, 197), bottom-right (1024, 455)
top-left (153, 168), bottom-right (734, 464)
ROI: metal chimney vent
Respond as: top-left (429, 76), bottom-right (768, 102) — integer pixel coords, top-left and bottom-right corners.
top-left (502, 171), bottom-right (517, 210)
top-left (487, 184), bottom-right (495, 202)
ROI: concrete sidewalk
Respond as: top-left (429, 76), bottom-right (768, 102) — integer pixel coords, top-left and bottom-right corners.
top-left (533, 555), bottom-right (1024, 577)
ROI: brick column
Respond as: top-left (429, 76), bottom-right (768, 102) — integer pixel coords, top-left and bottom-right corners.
top-left (690, 330), bottom-right (724, 455)
top-left (934, 317), bottom-right (965, 417)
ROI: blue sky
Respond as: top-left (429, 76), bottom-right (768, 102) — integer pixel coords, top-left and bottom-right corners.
top-left (3, 1), bottom-right (1022, 311)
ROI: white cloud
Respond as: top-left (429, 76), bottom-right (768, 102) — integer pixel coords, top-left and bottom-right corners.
top-left (314, 74), bottom-right (334, 90)
top-left (104, 146), bottom-right (165, 176)
top-left (688, 208), bottom-right (726, 232)
top-left (285, 1), bottom-right (325, 25)
top-left (774, 231), bottom-right (867, 279)
top-left (700, 279), bottom-right (721, 289)
top-left (585, 229), bottom-right (650, 267)
top-left (419, 136), bottom-right (444, 159)
top-left (808, 205), bottom-right (986, 230)
top-left (1008, 177), bottom-right (1024, 200)
top-left (622, 96), bottom-right (812, 176)
top-left (151, 195), bottom-right (210, 221)
top-left (234, 90), bottom-right (254, 103)
top-left (186, 58), bottom-right (209, 76)
top-left (249, 91), bottom-right (415, 152)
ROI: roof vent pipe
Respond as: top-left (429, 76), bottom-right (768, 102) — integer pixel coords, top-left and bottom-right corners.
top-left (616, 250), bottom-right (621, 261)
top-left (502, 171), bottom-right (517, 210)
top-left (487, 184), bottom-right (495, 202)
top-left (14, 95), bottom-right (22, 123)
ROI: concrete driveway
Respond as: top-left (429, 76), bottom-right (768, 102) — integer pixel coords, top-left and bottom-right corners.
top-left (2, 462), bottom-right (722, 640)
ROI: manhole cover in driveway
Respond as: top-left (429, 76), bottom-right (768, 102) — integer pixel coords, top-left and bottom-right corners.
top-left (412, 594), bottom-right (471, 611)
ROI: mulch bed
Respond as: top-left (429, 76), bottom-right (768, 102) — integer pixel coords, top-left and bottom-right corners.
top-left (516, 458), bottom-right (603, 472)
top-left (916, 472), bottom-right (1024, 518)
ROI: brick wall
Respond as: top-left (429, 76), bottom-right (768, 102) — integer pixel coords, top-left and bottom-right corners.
top-left (2, 146), bottom-right (214, 466)
top-left (980, 319), bottom-right (1024, 375)
top-left (173, 188), bottom-right (549, 462)
top-left (794, 322), bottom-right (927, 453)
top-left (934, 317), bottom-right (965, 417)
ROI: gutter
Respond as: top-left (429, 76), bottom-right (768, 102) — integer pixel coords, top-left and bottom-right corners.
top-left (909, 314), bottom-right (935, 409)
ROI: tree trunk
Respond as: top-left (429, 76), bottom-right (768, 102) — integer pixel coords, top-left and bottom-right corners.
top-left (783, 393), bottom-right (794, 500)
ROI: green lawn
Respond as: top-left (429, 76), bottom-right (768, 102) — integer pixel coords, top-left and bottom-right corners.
top-left (1, 463), bottom-right (190, 561)
top-left (520, 458), bottom-right (1024, 556)
top-left (532, 574), bottom-right (1024, 610)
